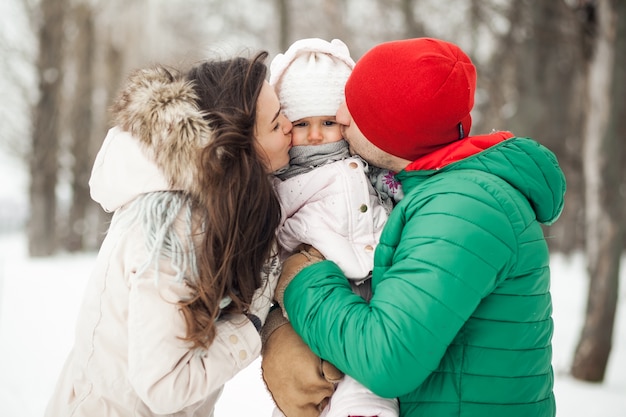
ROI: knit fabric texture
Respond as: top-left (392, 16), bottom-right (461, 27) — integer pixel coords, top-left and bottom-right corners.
top-left (345, 37), bottom-right (477, 161)
top-left (270, 38), bottom-right (355, 122)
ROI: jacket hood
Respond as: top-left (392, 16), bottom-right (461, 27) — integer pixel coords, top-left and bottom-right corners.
top-left (89, 127), bottom-right (171, 212)
top-left (400, 136), bottom-right (566, 225)
top-left (90, 66), bottom-right (212, 212)
top-left (459, 137), bottom-right (565, 225)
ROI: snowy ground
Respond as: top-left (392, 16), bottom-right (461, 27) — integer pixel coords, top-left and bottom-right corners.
top-left (0, 232), bottom-right (624, 416)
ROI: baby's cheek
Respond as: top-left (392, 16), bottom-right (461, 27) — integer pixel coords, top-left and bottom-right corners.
top-left (291, 130), bottom-right (308, 146)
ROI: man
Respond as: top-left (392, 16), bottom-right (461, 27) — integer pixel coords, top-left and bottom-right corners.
top-left (262, 37), bottom-right (565, 417)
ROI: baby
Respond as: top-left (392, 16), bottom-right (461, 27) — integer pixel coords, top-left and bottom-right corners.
top-left (269, 37), bottom-right (401, 417)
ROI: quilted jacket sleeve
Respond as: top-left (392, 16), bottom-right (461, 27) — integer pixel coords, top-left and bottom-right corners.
top-left (283, 173), bottom-right (519, 398)
top-left (125, 229), bottom-right (261, 414)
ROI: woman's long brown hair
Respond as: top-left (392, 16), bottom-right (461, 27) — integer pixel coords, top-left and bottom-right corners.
top-left (180, 52), bottom-right (282, 349)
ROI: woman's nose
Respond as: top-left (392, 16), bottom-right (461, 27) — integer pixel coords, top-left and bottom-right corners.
top-left (282, 115), bottom-right (292, 134)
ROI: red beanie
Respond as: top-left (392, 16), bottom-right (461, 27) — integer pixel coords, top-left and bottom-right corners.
top-left (345, 38), bottom-right (476, 161)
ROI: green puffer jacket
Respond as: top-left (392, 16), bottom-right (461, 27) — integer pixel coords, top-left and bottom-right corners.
top-left (283, 136), bottom-right (566, 417)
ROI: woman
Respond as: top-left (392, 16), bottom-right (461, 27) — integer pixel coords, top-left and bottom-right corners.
top-left (45, 52), bottom-right (292, 417)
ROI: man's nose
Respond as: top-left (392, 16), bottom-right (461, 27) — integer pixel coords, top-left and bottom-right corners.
top-left (336, 102), bottom-right (351, 125)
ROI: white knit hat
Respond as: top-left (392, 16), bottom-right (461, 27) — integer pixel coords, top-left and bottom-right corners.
top-left (270, 38), bottom-right (355, 122)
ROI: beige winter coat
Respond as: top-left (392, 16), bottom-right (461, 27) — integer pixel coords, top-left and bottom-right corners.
top-left (44, 127), bottom-right (264, 417)
top-left (45, 66), bottom-right (271, 417)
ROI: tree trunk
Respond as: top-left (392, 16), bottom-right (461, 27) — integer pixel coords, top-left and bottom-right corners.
top-left (91, 32), bottom-right (125, 249)
top-left (473, 0), bottom-right (586, 254)
top-left (571, 0), bottom-right (621, 382)
top-left (615, 2), bottom-right (626, 257)
top-left (276, 0), bottom-right (290, 51)
top-left (323, 0), bottom-right (348, 41)
top-left (65, 3), bottom-right (96, 252)
top-left (401, 0), bottom-right (427, 38)
top-left (28, 0), bottom-right (68, 256)
top-left (518, 0), bottom-right (586, 253)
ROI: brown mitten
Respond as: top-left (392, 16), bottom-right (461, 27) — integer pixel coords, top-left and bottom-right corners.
top-left (262, 320), bottom-right (344, 417)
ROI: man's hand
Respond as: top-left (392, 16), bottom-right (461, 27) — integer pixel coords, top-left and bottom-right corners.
top-left (262, 321), bottom-right (343, 417)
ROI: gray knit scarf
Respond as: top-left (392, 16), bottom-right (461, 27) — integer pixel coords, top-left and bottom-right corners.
top-left (112, 191), bottom-right (233, 310)
top-left (275, 140), bottom-right (351, 180)
top-left (111, 191), bottom-right (198, 283)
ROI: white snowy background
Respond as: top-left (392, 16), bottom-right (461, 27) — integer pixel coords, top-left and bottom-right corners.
top-left (0, 229), bottom-right (625, 416)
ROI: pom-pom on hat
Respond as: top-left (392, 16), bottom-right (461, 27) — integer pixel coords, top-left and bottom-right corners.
top-left (270, 38), bottom-right (355, 122)
top-left (345, 37), bottom-right (477, 161)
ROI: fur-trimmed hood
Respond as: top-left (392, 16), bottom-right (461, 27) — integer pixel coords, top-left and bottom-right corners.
top-left (90, 66), bottom-right (211, 212)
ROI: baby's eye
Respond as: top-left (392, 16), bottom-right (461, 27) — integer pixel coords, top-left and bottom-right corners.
top-left (294, 121), bottom-right (308, 128)
top-left (323, 120), bottom-right (337, 127)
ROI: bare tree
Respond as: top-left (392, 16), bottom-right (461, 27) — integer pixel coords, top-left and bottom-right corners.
top-left (87, 10), bottom-right (126, 249)
top-left (28, 0), bottom-right (68, 256)
top-left (276, 0), bottom-right (290, 51)
top-left (323, 0), bottom-right (350, 41)
top-left (14, 0), bottom-right (619, 260)
top-left (0, 1), bottom-right (36, 160)
top-left (400, 0), bottom-right (426, 38)
top-left (571, 0), bottom-right (622, 382)
top-left (276, 0), bottom-right (349, 50)
top-left (474, 0), bottom-right (587, 253)
top-left (65, 2), bottom-right (96, 252)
